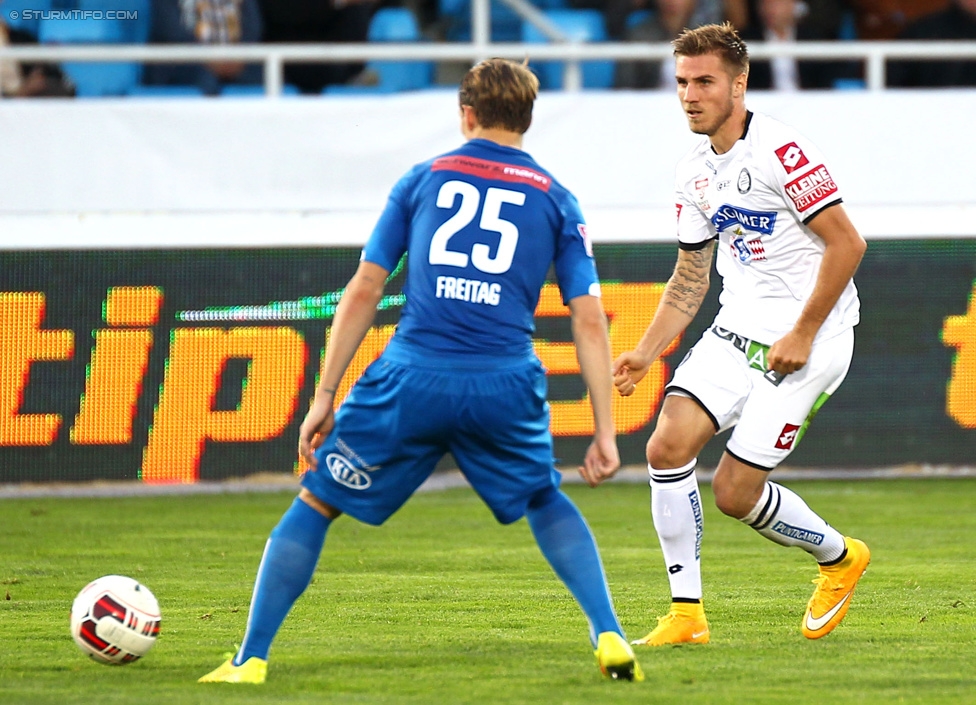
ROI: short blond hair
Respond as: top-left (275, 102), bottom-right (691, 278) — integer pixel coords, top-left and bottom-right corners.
top-left (459, 58), bottom-right (539, 134)
top-left (673, 22), bottom-right (750, 77)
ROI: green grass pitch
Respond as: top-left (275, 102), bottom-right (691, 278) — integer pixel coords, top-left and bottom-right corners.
top-left (1, 478), bottom-right (974, 704)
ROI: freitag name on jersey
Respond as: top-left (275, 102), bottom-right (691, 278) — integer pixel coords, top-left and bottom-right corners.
top-left (435, 275), bottom-right (501, 306)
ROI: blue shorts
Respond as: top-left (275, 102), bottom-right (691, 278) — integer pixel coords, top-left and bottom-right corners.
top-left (301, 347), bottom-right (561, 526)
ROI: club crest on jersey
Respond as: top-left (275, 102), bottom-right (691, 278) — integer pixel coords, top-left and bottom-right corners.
top-left (785, 165), bottom-right (838, 212)
top-left (711, 205), bottom-right (776, 236)
top-left (737, 168), bottom-right (751, 194)
top-left (775, 142), bottom-right (810, 174)
top-left (730, 232), bottom-right (767, 264)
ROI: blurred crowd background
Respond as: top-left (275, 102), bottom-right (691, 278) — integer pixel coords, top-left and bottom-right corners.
top-left (0, 0), bottom-right (974, 97)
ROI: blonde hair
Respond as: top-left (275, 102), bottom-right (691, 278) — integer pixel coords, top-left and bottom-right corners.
top-left (459, 58), bottom-right (539, 134)
top-left (673, 22), bottom-right (750, 77)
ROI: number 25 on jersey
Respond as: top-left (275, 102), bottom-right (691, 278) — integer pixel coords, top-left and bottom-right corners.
top-left (428, 180), bottom-right (525, 275)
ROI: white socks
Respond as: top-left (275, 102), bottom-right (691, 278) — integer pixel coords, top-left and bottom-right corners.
top-left (741, 481), bottom-right (845, 564)
top-left (648, 460), bottom-right (703, 601)
top-left (649, 465), bottom-right (846, 602)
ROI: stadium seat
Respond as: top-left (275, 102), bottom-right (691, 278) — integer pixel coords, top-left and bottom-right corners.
top-left (327, 8), bottom-right (433, 94)
top-left (440, 0), bottom-right (519, 42)
top-left (838, 10), bottom-right (858, 41)
top-left (78, 0), bottom-right (152, 44)
top-left (219, 83), bottom-right (301, 97)
top-left (369, 6), bottom-right (424, 41)
top-left (833, 78), bottom-right (866, 90)
top-left (439, 0), bottom-right (569, 42)
top-left (126, 85), bottom-right (205, 98)
top-left (38, 16), bottom-right (141, 96)
top-left (522, 9), bottom-right (613, 90)
top-left (624, 9), bottom-right (654, 31)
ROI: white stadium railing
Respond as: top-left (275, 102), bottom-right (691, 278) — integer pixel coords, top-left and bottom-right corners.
top-left (1, 0), bottom-right (975, 94)
top-left (2, 40), bottom-right (975, 94)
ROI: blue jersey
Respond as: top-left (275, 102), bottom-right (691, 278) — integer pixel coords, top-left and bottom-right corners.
top-left (363, 138), bottom-right (600, 358)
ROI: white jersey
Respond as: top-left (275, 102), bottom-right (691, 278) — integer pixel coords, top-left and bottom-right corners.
top-left (675, 111), bottom-right (860, 344)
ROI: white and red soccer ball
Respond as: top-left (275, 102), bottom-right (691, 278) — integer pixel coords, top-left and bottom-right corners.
top-left (70, 575), bottom-right (161, 664)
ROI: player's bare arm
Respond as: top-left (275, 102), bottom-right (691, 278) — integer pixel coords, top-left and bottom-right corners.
top-left (298, 260), bottom-right (389, 468)
top-left (568, 294), bottom-right (620, 487)
top-left (767, 205), bottom-right (866, 375)
top-left (663, 243), bottom-right (714, 319)
top-left (613, 242), bottom-right (715, 396)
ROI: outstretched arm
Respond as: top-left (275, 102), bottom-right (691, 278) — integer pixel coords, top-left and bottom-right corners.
top-left (766, 205), bottom-right (865, 375)
top-left (299, 260), bottom-right (389, 468)
top-left (568, 294), bottom-right (620, 487)
top-left (613, 241), bottom-right (715, 396)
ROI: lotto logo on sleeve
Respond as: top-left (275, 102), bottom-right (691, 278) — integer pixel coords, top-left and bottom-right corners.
top-left (676, 203), bottom-right (683, 221)
top-left (785, 165), bottom-right (838, 212)
top-left (774, 142), bottom-right (810, 174)
top-left (775, 423), bottom-right (801, 450)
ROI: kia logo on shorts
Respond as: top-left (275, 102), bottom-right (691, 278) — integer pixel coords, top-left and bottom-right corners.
top-left (326, 453), bottom-right (372, 490)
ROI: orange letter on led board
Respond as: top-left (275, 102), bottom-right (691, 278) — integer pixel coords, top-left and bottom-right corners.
top-left (295, 323), bottom-right (397, 474)
top-left (72, 287), bottom-right (163, 445)
top-left (143, 327), bottom-right (306, 483)
top-left (534, 282), bottom-right (679, 437)
top-left (943, 282), bottom-right (976, 428)
top-left (0, 293), bottom-right (74, 445)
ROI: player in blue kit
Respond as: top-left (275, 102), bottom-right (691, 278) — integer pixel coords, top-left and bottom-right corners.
top-left (199, 58), bottom-right (643, 685)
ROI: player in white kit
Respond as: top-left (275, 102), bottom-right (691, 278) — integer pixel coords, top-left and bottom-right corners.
top-left (613, 23), bottom-right (871, 645)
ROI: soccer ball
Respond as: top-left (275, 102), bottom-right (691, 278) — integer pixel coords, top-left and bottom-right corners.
top-left (69, 575), bottom-right (161, 665)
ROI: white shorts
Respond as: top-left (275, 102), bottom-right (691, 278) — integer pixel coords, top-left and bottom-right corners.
top-left (667, 325), bottom-right (854, 470)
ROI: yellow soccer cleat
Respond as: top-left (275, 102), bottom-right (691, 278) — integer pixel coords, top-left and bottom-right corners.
top-left (594, 631), bottom-right (645, 682)
top-left (802, 537), bottom-right (871, 639)
top-left (631, 602), bottom-right (711, 646)
top-left (632, 602), bottom-right (710, 646)
top-left (198, 656), bottom-right (268, 684)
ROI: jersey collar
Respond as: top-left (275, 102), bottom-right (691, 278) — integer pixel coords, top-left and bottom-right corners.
top-left (709, 110), bottom-right (754, 155)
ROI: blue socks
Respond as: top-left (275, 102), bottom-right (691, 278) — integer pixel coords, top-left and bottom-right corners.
top-left (234, 497), bottom-right (331, 665)
top-left (526, 487), bottom-right (623, 645)
top-left (233, 488), bottom-right (620, 662)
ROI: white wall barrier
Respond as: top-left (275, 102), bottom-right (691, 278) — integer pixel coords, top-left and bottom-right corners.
top-left (1, 90), bottom-right (974, 246)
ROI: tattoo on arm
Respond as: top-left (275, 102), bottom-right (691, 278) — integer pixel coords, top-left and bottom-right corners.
top-left (664, 243), bottom-right (713, 319)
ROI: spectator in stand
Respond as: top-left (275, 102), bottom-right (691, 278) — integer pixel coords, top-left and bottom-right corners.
top-left (608, 0), bottom-right (749, 90)
top-left (144, 0), bottom-right (264, 95)
top-left (0, 17), bottom-right (75, 96)
top-left (848, 0), bottom-right (948, 40)
top-left (258, 0), bottom-right (378, 94)
top-left (743, 0), bottom-right (859, 90)
top-left (887, 0), bottom-right (976, 87)
top-left (616, 0), bottom-right (695, 89)
top-left (576, 0), bottom-right (749, 40)
top-left (616, 0), bottom-right (750, 89)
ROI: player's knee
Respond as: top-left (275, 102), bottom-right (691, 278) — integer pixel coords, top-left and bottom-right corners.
top-left (526, 484), bottom-right (562, 512)
top-left (711, 479), bottom-right (752, 519)
top-left (645, 434), bottom-right (696, 470)
top-left (299, 488), bottom-right (342, 520)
